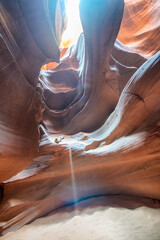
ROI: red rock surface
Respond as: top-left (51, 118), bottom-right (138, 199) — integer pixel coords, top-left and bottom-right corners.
top-left (0, 0), bottom-right (160, 236)
top-left (118, 0), bottom-right (160, 58)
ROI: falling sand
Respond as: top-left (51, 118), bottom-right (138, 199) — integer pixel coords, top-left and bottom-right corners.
top-left (1, 206), bottom-right (160, 240)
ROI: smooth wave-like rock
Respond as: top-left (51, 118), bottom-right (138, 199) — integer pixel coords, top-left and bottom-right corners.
top-left (0, 0), bottom-right (160, 237)
top-left (0, 0), bottom-right (66, 181)
top-left (40, 0), bottom-right (124, 134)
top-left (118, 0), bottom-right (160, 58)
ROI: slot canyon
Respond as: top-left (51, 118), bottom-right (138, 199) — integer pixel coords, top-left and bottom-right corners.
top-left (0, 0), bottom-right (160, 239)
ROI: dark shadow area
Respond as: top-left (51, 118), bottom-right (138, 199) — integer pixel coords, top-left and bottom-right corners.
top-left (0, 184), bottom-right (3, 203)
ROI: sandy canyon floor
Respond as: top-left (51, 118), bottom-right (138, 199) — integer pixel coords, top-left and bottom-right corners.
top-left (1, 206), bottom-right (160, 240)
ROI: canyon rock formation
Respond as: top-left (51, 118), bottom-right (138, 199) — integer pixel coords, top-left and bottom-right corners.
top-left (118, 0), bottom-right (160, 58)
top-left (0, 0), bottom-right (160, 236)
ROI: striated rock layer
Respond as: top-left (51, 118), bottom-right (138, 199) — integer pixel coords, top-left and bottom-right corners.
top-left (0, 0), bottom-right (160, 236)
top-left (118, 0), bottom-right (160, 58)
top-left (0, 0), bottom-right (66, 181)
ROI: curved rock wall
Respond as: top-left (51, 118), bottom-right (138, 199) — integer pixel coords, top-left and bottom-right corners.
top-left (0, 0), bottom-right (66, 181)
top-left (118, 0), bottom-right (160, 58)
top-left (0, 0), bottom-right (160, 236)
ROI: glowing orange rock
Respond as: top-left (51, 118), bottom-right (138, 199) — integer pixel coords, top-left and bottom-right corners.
top-left (118, 0), bottom-right (160, 58)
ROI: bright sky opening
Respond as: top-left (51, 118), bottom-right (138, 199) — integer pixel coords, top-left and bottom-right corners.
top-left (61, 0), bottom-right (83, 48)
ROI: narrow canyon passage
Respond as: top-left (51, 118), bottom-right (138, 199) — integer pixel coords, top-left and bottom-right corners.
top-left (0, 0), bottom-right (160, 238)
